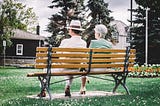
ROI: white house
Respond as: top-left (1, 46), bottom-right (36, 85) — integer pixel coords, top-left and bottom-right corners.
top-left (110, 20), bottom-right (130, 49)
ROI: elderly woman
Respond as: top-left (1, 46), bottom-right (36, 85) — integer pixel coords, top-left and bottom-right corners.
top-left (80, 24), bottom-right (113, 95)
top-left (89, 24), bottom-right (112, 48)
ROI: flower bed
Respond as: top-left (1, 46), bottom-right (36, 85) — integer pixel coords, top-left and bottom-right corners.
top-left (128, 64), bottom-right (160, 78)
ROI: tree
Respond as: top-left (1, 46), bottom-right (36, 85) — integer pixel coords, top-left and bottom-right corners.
top-left (47, 0), bottom-right (115, 47)
top-left (84, 0), bottom-right (114, 47)
top-left (130, 0), bottom-right (160, 64)
top-left (47, 0), bottom-right (85, 46)
top-left (0, 0), bottom-right (38, 54)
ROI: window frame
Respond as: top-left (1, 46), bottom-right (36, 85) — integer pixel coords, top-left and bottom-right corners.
top-left (16, 44), bottom-right (23, 55)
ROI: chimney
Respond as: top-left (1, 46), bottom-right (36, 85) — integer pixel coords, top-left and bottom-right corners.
top-left (36, 24), bottom-right (40, 35)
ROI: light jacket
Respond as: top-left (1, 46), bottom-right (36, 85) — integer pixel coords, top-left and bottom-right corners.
top-left (89, 38), bottom-right (112, 48)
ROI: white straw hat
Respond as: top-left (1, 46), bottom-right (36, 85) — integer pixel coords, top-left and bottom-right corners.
top-left (66, 20), bottom-right (85, 31)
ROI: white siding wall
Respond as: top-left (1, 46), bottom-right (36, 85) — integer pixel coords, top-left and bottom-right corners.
top-left (110, 20), bottom-right (130, 49)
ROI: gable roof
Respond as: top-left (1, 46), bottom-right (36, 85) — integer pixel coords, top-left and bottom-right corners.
top-left (11, 29), bottom-right (46, 40)
top-left (110, 20), bottom-right (128, 36)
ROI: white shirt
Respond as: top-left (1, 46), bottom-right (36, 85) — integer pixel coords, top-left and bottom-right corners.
top-left (59, 36), bottom-right (86, 48)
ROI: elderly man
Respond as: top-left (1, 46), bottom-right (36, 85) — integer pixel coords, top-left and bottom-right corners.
top-left (38, 20), bottom-right (87, 97)
top-left (59, 20), bottom-right (87, 97)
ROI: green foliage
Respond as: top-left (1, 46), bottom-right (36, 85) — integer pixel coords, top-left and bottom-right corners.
top-left (86, 0), bottom-right (113, 26)
top-left (131, 0), bottom-right (160, 64)
top-left (0, 0), bottom-right (38, 54)
top-left (85, 0), bottom-right (114, 47)
top-left (47, 0), bottom-right (85, 46)
top-left (47, 0), bottom-right (114, 47)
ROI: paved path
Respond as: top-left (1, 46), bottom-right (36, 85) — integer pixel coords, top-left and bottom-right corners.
top-left (27, 91), bottom-right (122, 100)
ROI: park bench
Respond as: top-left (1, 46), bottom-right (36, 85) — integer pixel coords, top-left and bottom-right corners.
top-left (27, 46), bottom-right (136, 99)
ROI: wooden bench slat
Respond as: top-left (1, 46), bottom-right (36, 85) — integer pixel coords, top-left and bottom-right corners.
top-left (35, 63), bottom-right (134, 69)
top-left (36, 53), bottom-right (136, 58)
top-left (36, 47), bottom-right (136, 54)
top-left (36, 58), bottom-right (89, 63)
top-left (37, 47), bottom-right (90, 52)
top-left (35, 58), bottom-right (135, 63)
top-left (92, 48), bottom-right (136, 53)
top-left (36, 53), bottom-right (89, 58)
top-left (92, 54), bottom-right (135, 58)
top-left (27, 69), bottom-right (132, 77)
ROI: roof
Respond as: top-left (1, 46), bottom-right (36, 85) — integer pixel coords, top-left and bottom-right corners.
top-left (110, 20), bottom-right (128, 36)
top-left (11, 29), bottom-right (46, 40)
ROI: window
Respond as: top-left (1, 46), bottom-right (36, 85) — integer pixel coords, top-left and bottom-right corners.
top-left (111, 25), bottom-right (119, 43)
top-left (126, 35), bottom-right (131, 43)
top-left (16, 44), bottom-right (23, 55)
top-left (112, 30), bottom-right (119, 43)
top-left (126, 27), bottom-right (131, 43)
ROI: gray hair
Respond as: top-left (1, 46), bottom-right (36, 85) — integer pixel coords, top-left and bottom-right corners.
top-left (94, 24), bottom-right (108, 38)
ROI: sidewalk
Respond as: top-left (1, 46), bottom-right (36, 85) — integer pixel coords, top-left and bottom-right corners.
top-left (27, 91), bottom-right (122, 100)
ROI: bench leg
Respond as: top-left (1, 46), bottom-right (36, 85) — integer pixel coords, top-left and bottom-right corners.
top-left (38, 76), bottom-right (52, 99)
top-left (112, 74), bottom-right (130, 95)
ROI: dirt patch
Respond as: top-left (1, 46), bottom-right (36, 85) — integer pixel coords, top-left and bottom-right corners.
top-left (27, 91), bottom-right (122, 100)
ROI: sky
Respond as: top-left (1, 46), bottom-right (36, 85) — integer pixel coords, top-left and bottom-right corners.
top-left (1, 0), bottom-right (137, 37)
top-left (108, 0), bottom-right (137, 24)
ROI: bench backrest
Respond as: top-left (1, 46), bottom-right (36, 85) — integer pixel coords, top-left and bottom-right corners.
top-left (35, 47), bottom-right (136, 73)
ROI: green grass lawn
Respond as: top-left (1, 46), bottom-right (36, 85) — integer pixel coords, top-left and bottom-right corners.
top-left (0, 67), bottom-right (160, 106)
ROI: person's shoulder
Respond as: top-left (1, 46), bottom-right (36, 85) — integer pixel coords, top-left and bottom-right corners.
top-left (91, 40), bottom-right (99, 43)
top-left (80, 39), bottom-right (87, 47)
top-left (81, 39), bottom-right (87, 43)
top-left (61, 38), bottom-right (71, 42)
top-left (101, 39), bottom-right (112, 44)
top-left (91, 40), bottom-right (103, 45)
top-left (105, 40), bottom-right (112, 46)
top-left (89, 40), bottom-right (100, 48)
top-left (103, 39), bottom-right (112, 48)
top-left (59, 38), bottom-right (71, 47)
